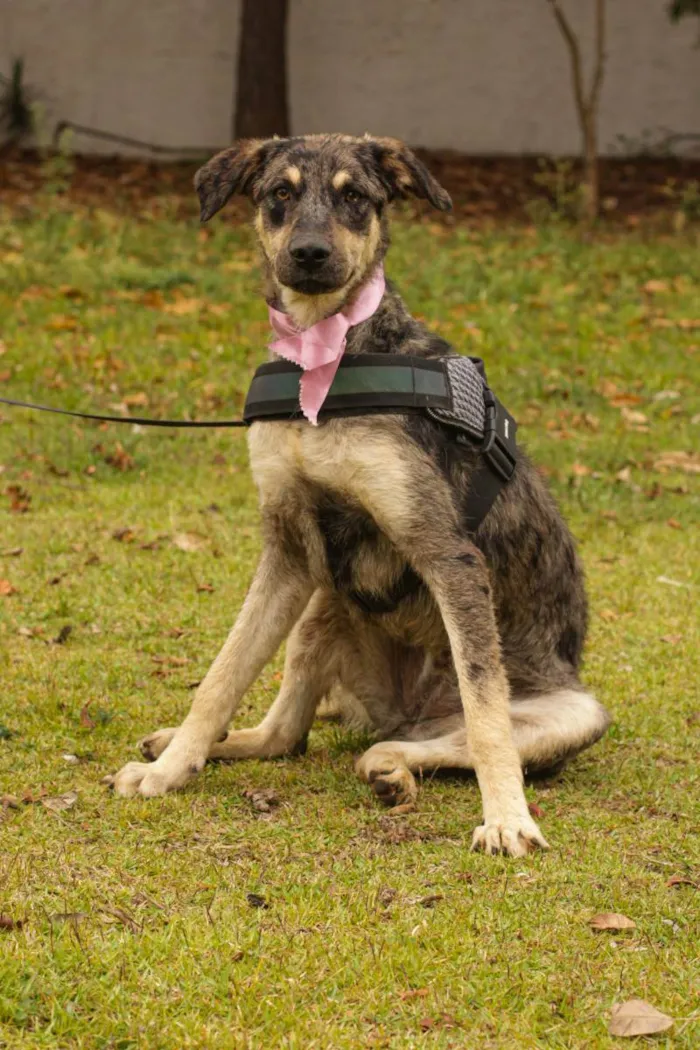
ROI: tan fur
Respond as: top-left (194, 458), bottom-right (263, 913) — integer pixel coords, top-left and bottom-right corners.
top-left (332, 170), bottom-right (351, 189)
top-left (286, 165), bottom-right (302, 186)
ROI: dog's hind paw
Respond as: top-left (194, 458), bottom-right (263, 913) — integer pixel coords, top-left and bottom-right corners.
top-left (471, 816), bottom-right (550, 858)
top-left (139, 727), bottom-right (178, 762)
top-left (368, 766), bottom-right (418, 808)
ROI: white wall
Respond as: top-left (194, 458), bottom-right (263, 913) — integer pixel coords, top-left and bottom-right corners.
top-left (1, 0), bottom-right (698, 156)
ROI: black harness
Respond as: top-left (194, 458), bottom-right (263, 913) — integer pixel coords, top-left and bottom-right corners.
top-left (244, 352), bottom-right (518, 535)
top-left (0, 352), bottom-right (517, 613)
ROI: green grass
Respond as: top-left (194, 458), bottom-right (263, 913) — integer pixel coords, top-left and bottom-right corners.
top-left (0, 200), bottom-right (698, 1049)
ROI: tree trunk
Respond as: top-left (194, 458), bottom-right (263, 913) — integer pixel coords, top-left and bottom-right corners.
top-left (234, 0), bottom-right (290, 139)
top-left (582, 116), bottom-right (599, 226)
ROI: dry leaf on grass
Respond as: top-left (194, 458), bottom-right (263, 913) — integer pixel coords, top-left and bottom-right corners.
top-left (243, 788), bottom-right (279, 814)
top-left (246, 893), bottom-right (269, 910)
top-left (666, 874), bottom-right (698, 889)
top-left (589, 912), bottom-right (636, 932)
top-left (42, 790), bottom-right (78, 813)
top-left (172, 532), bottom-right (208, 553)
top-left (164, 297), bottom-right (203, 316)
top-left (400, 988), bottom-right (429, 1000)
top-left (0, 579), bottom-right (17, 596)
top-left (0, 915), bottom-right (24, 930)
top-left (80, 703), bottom-right (96, 729)
top-left (609, 999), bottom-right (672, 1038)
top-left (653, 450), bottom-right (700, 475)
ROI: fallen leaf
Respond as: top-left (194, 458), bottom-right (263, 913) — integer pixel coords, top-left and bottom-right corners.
top-left (101, 906), bottom-right (140, 933)
top-left (615, 466), bottom-right (632, 484)
top-left (643, 279), bottom-right (669, 294)
top-left (653, 451), bottom-right (700, 475)
top-left (173, 532), bottom-right (208, 553)
top-left (42, 790), bottom-right (78, 813)
top-left (2, 546), bottom-right (23, 556)
top-left (528, 802), bottom-right (544, 818)
top-left (589, 912), bottom-right (636, 932)
top-left (400, 988), bottom-right (429, 1000)
top-left (5, 485), bottom-right (30, 512)
top-left (46, 314), bottom-right (79, 331)
top-left (123, 391), bottom-right (149, 407)
top-left (0, 579), bottom-right (17, 596)
top-left (610, 394), bottom-right (644, 407)
top-left (79, 703), bottom-right (96, 729)
top-left (652, 390), bottom-right (680, 401)
top-left (620, 406), bottom-right (648, 425)
top-left (243, 788), bottom-right (279, 814)
top-left (667, 518), bottom-right (682, 530)
top-left (104, 442), bottom-right (135, 471)
top-left (600, 609), bottom-right (619, 622)
top-left (164, 297), bottom-right (203, 316)
top-left (660, 634), bottom-right (682, 645)
top-left (196, 582), bottom-right (215, 593)
top-left (112, 527), bottom-right (135, 542)
top-left (609, 999), bottom-right (672, 1038)
top-left (246, 893), bottom-right (269, 910)
top-left (571, 462), bottom-right (592, 477)
top-left (418, 894), bottom-right (444, 909)
top-left (53, 625), bottom-right (72, 645)
top-left (0, 915), bottom-right (23, 931)
top-left (666, 875), bottom-right (697, 889)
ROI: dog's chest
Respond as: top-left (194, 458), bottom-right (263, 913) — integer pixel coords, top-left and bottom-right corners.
top-left (247, 419), bottom-right (410, 592)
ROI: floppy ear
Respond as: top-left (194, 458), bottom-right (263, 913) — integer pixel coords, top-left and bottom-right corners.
top-left (194, 139), bottom-right (272, 222)
top-left (368, 136), bottom-right (452, 212)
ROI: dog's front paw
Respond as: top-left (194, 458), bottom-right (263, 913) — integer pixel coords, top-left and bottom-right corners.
top-left (471, 814), bottom-right (550, 858)
top-left (105, 748), bottom-right (205, 798)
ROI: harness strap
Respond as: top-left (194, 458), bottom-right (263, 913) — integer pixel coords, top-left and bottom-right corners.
top-left (244, 353), bottom-right (451, 422)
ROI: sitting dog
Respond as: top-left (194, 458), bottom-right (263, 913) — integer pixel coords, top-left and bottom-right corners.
top-left (108, 134), bottom-right (610, 856)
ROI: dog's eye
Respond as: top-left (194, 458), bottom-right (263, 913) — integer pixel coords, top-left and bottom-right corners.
top-left (273, 187), bottom-right (291, 202)
top-left (343, 188), bottom-right (363, 203)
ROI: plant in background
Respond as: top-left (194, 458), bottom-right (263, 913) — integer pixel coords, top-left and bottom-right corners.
top-left (661, 177), bottom-right (700, 229)
top-left (528, 157), bottom-right (585, 224)
top-left (545, 0), bottom-right (607, 226)
top-left (0, 58), bottom-right (34, 149)
top-left (39, 124), bottom-right (76, 196)
top-left (668, 0), bottom-right (700, 20)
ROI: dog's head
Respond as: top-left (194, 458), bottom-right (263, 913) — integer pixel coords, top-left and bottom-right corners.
top-left (195, 134), bottom-right (451, 311)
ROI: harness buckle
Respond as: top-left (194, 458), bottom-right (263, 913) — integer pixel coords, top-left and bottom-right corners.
top-left (481, 388), bottom-right (517, 482)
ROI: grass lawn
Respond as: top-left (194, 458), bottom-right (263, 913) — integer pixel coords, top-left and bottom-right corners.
top-left (0, 195), bottom-right (698, 1049)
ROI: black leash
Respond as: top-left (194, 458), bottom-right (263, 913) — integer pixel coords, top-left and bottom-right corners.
top-left (0, 396), bottom-right (247, 428)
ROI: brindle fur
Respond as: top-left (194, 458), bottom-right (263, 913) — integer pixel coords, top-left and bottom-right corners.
top-left (108, 134), bottom-right (610, 857)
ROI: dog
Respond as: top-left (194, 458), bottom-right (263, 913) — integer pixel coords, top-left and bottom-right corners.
top-left (107, 134), bottom-right (610, 856)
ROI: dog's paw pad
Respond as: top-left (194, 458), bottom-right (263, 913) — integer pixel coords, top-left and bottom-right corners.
top-left (368, 767), bottom-right (418, 808)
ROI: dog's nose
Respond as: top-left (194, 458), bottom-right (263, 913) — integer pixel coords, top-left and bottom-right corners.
top-left (289, 238), bottom-right (331, 269)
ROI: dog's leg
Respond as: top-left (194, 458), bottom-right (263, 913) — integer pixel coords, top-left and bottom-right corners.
top-left (140, 590), bottom-right (341, 763)
top-left (358, 689), bottom-right (609, 812)
top-left (357, 729), bottom-right (467, 806)
top-left (411, 543), bottom-right (548, 856)
top-left (108, 545), bottom-right (312, 797)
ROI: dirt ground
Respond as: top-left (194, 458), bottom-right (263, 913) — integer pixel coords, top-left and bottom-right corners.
top-left (1, 147), bottom-right (699, 222)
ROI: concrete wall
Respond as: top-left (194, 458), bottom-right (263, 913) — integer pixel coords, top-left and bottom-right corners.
top-left (1, 0), bottom-right (698, 156)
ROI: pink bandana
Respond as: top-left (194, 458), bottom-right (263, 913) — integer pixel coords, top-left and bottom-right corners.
top-left (268, 265), bottom-right (386, 425)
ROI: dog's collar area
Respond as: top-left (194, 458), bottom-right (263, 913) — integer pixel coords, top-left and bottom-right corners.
top-left (244, 353), bottom-right (518, 536)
